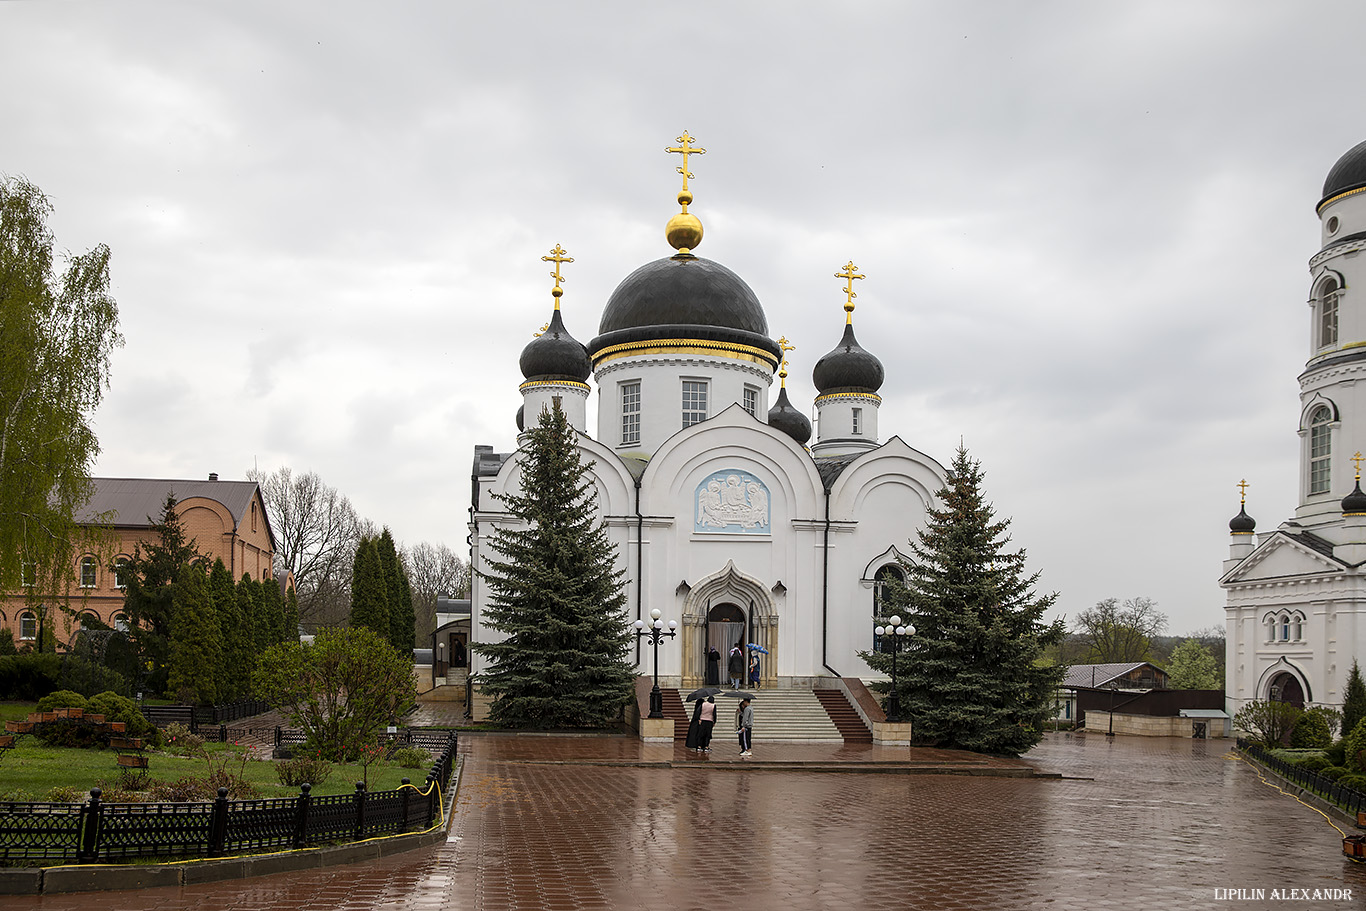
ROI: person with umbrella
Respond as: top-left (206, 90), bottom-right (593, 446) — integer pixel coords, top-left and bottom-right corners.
top-left (685, 697), bottom-right (704, 751)
top-left (727, 644), bottom-right (745, 689)
top-left (748, 652), bottom-right (761, 689)
top-left (698, 695), bottom-right (717, 751)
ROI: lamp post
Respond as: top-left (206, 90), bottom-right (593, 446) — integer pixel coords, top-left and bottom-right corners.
top-left (437, 641), bottom-right (446, 680)
top-left (634, 608), bottom-right (677, 719)
top-left (873, 615), bottom-right (914, 722)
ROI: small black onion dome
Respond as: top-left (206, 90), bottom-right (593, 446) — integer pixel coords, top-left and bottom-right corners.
top-left (1229, 505), bottom-right (1256, 533)
top-left (515, 404), bottom-right (524, 432)
top-left (767, 387), bottom-right (812, 445)
top-left (588, 255), bottom-right (781, 366)
top-left (519, 309), bottom-right (590, 382)
top-left (1342, 480), bottom-right (1366, 515)
top-left (1320, 139), bottom-right (1366, 211)
top-left (812, 323), bottom-right (885, 394)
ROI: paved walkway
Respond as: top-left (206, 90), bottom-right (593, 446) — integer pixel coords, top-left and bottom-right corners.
top-left (6, 732), bottom-right (1366, 910)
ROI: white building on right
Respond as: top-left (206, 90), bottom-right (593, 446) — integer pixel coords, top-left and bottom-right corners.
top-left (1222, 138), bottom-right (1366, 717)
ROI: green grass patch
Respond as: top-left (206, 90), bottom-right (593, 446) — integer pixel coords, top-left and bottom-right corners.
top-left (0, 737), bottom-right (421, 802)
top-left (0, 701), bottom-right (37, 724)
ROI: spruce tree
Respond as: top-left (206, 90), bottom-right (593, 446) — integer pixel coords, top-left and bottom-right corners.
top-left (377, 529), bottom-right (415, 655)
top-left (210, 558), bottom-right (250, 700)
top-left (350, 536), bottom-right (390, 639)
top-left (120, 493), bottom-right (203, 695)
top-left (260, 575), bottom-right (286, 645)
top-left (861, 446), bottom-right (1064, 756)
top-left (1344, 660), bottom-right (1366, 738)
top-left (167, 563), bottom-right (221, 704)
top-left (282, 586), bottom-right (300, 643)
top-left (473, 401), bottom-right (635, 728)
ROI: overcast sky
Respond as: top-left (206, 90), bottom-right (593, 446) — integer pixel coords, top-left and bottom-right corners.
top-left (5, 1), bottom-right (1361, 637)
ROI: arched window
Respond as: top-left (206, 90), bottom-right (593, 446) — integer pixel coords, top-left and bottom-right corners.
top-left (1319, 278), bottom-right (1340, 349)
top-left (19, 611), bottom-right (37, 641)
top-left (1280, 614), bottom-right (1291, 642)
top-left (873, 564), bottom-right (905, 653)
top-left (113, 613), bottom-right (130, 633)
top-left (1292, 613), bottom-right (1304, 642)
top-left (1310, 406), bottom-right (1333, 494)
top-left (113, 557), bottom-right (129, 589)
top-left (251, 501), bottom-right (258, 532)
top-left (79, 556), bottom-right (97, 588)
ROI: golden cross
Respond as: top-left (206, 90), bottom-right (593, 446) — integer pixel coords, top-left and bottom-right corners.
top-left (835, 261), bottom-right (865, 323)
top-left (1237, 478), bottom-right (1249, 504)
top-left (1355, 452), bottom-right (1364, 480)
top-left (778, 335), bottom-right (796, 387)
top-left (541, 244), bottom-right (573, 310)
top-left (666, 131), bottom-right (706, 196)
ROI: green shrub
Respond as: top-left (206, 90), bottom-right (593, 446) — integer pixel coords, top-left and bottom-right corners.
top-left (57, 657), bottom-right (131, 698)
top-left (1326, 739), bottom-right (1348, 766)
top-left (37, 690), bottom-right (88, 712)
top-left (0, 653), bottom-right (62, 700)
top-left (1291, 709), bottom-right (1334, 748)
top-left (162, 722), bottom-right (204, 756)
top-left (390, 746), bottom-right (430, 769)
top-left (0, 629), bottom-right (16, 656)
top-left (275, 756), bottom-right (333, 788)
top-left (46, 785), bottom-right (82, 803)
top-left (1320, 765), bottom-right (1350, 781)
top-left (1296, 754), bottom-right (1332, 773)
top-left (86, 691), bottom-right (161, 747)
top-left (1345, 717), bottom-right (1366, 773)
top-left (1340, 773), bottom-right (1366, 792)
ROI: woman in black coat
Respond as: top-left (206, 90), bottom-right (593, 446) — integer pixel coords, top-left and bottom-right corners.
top-left (705, 646), bottom-right (721, 686)
top-left (685, 698), bottom-right (704, 750)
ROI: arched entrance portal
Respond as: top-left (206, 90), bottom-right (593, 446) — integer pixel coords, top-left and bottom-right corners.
top-left (708, 603), bottom-right (746, 682)
top-left (1269, 672), bottom-right (1306, 708)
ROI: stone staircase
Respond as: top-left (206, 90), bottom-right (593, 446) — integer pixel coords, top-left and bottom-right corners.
top-left (660, 687), bottom-right (868, 743)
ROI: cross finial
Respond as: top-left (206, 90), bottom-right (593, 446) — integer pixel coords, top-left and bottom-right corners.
top-left (1355, 452), bottom-right (1364, 481)
top-left (835, 261), bottom-right (865, 324)
top-left (661, 131), bottom-right (704, 206)
top-left (541, 244), bottom-right (573, 310)
top-left (778, 335), bottom-right (795, 388)
top-left (1237, 478), bottom-right (1249, 505)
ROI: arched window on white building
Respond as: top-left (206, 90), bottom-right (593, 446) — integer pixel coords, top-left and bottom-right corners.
top-left (1319, 277), bottom-right (1341, 349)
top-left (1310, 406), bottom-right (1333, 494)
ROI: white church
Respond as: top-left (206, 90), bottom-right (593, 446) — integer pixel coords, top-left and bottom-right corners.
top-left (1222, 137), bottom-right (1366, 716)
top-left (465, 136), bottom-right (946, 706)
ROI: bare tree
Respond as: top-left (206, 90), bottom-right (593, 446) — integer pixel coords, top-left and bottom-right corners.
top-left (247, 466), bottom-right (361, 629)
top-left (404, 541), bottom-right (470, 642)
top-left (1073, 596), bottom-right (1167, 664)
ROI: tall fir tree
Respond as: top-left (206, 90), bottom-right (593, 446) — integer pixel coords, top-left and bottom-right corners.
top-left (377, 528), bottom-right (415, 655)
top-left (236, 575), bottom-right (263, 654)
top-left (350, 536), bottom-right (390, 639)
top-left (209, 558), bottom-right (250, 700)
top-left (861, 446), bottom-right (1064, 756)
top-left (1344, 659), bottom-right (1366, 738)
top-left (473, 401), bottom-right (635, 727)
top-left (260, 574), bottom-right (286, 645)
top-left (282, 585), bottom-right (300, 643)
top-left (119, 494), bottom-right (203, 695)
top-left (167, 563), bottom-right (221, 704)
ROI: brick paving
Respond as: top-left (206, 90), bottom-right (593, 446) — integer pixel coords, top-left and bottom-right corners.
top-left (6, 732), bottom-right (1366, 910)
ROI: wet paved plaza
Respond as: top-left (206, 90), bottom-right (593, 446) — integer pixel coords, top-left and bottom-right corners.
top-left (5, 731), bottom-right (1366, 910)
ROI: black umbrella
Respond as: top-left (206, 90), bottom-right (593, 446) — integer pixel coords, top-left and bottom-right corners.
top-left (720, 690), bottom-right (757, 699)
top-left (685, 686), bottom-right (724, 702)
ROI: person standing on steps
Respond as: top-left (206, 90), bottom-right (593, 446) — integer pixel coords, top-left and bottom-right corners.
top-left (736, 697), bottom-right (754, 757)
top-left (685, 698), bottom-right (704, 751)
top-left (698, 696), bottom-right (716, 752)
top-left (728, 645), bottom-right (744, 689)
top-left (706, 645), bottom-right (721, 686)
top-left (748, 652), bottom-right (761, 689)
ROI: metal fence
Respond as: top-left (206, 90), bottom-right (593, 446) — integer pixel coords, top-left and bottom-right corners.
top-left (140, 699), bottom-right (272, 733)
top-left (1236, 738), bottom-right (1366, 818)
top-left (0, 731), bottom-right (456, 864)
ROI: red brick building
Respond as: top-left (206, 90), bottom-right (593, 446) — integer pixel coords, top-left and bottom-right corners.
top-left (0, 475), bottom-right (277, 648)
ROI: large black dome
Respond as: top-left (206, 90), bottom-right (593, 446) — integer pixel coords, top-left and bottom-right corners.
top-left (812, 323), bottom-right (885, 394)
top-left (588, 254), bottom-right (781, 366)
top-left (1320, 139), bottom-right (1366, 211)
top-left (519, 309), bottom-right (590, 382)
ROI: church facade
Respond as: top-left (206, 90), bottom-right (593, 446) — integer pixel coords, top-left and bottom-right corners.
top-left (1221, 138), bottom-right (1366, 716)
top-left (467, 137), bottom-right (946, 699)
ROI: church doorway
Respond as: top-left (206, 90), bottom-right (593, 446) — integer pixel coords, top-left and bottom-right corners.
top-left (1269, 672), bottom-right (1305, 708)
top-left (706, 603), bottom-right (746, 680)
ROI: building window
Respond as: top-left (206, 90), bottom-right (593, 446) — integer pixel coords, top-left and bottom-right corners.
top-left (79, 556), bottom-right (97, 588)
top-left (1281, 616), bottom-right (1291, 642)
top-left (1310, 406), bottom-right (1333, 494)
top-left (113, 613), bottom-right (130, 633)
top-left (852, 407), bottom-right (862, 435)
top-left (19, 611), bottom-right (37, 641)
top-left (743, 386), bottom-right (759, 417)
top-left (682, 380), bottom-right (708, 428)
top-left (873, 564), bottom-right (904, 653)
top-left (251, 501), bottom-right (258, 532)
top-left (114, 557), bottom-right (129, 589)
top-left (1320, 279), bottom-right (1340, 349)
top-left (1292, 614), bottom-right (1303, 642)
top-left (621, 382), bottom-right (641, 445)
top-left (20, 562), bottom-right (34, 587)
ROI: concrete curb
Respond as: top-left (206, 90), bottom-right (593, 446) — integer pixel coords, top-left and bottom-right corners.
top-left (0, 757), bottom-right (463, 896)
top-left (496, 757), bottom-right (1052, 777)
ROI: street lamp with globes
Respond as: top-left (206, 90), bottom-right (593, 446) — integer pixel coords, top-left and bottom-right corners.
top-left (873, 615), bottom-right (915, 722)
top-left (634, 608), bottom-right (677, 719)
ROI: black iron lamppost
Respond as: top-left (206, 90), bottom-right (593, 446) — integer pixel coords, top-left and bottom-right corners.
top-left (873, 615), bottom-right (914, 721)
top-left (634, 608), bottom-right (677, 719)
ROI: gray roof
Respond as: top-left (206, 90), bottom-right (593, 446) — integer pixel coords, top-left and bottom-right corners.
top-left (78, 477), bottom-right (272, 546)
top-left (1060, 662), bottom-right (1154, 689)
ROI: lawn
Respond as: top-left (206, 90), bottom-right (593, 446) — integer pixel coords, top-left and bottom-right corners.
top-left (0, 736), bottom-right (431, 802)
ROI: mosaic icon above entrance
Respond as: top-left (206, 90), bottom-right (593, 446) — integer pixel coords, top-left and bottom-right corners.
top-left (695, 470), bottom-right (770, 533)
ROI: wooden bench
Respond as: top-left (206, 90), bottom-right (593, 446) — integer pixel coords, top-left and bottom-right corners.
top-left (111, 736), bottom-right (148, 770)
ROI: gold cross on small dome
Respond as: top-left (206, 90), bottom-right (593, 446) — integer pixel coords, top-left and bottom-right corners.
top-left (541, 244), bottom-right (573, 309)
top-left (1237, 478), bottom-right (1249, 505)
top-left (778, 336), bottom-right (796, 387)
top-left (835, 261), bottom-right (865, 323)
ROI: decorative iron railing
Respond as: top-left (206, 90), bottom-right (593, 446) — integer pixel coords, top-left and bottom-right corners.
top-left (1236, 737), bottom-right (1366, 818)
top-left (0, 731), bottom-right (456, 865)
